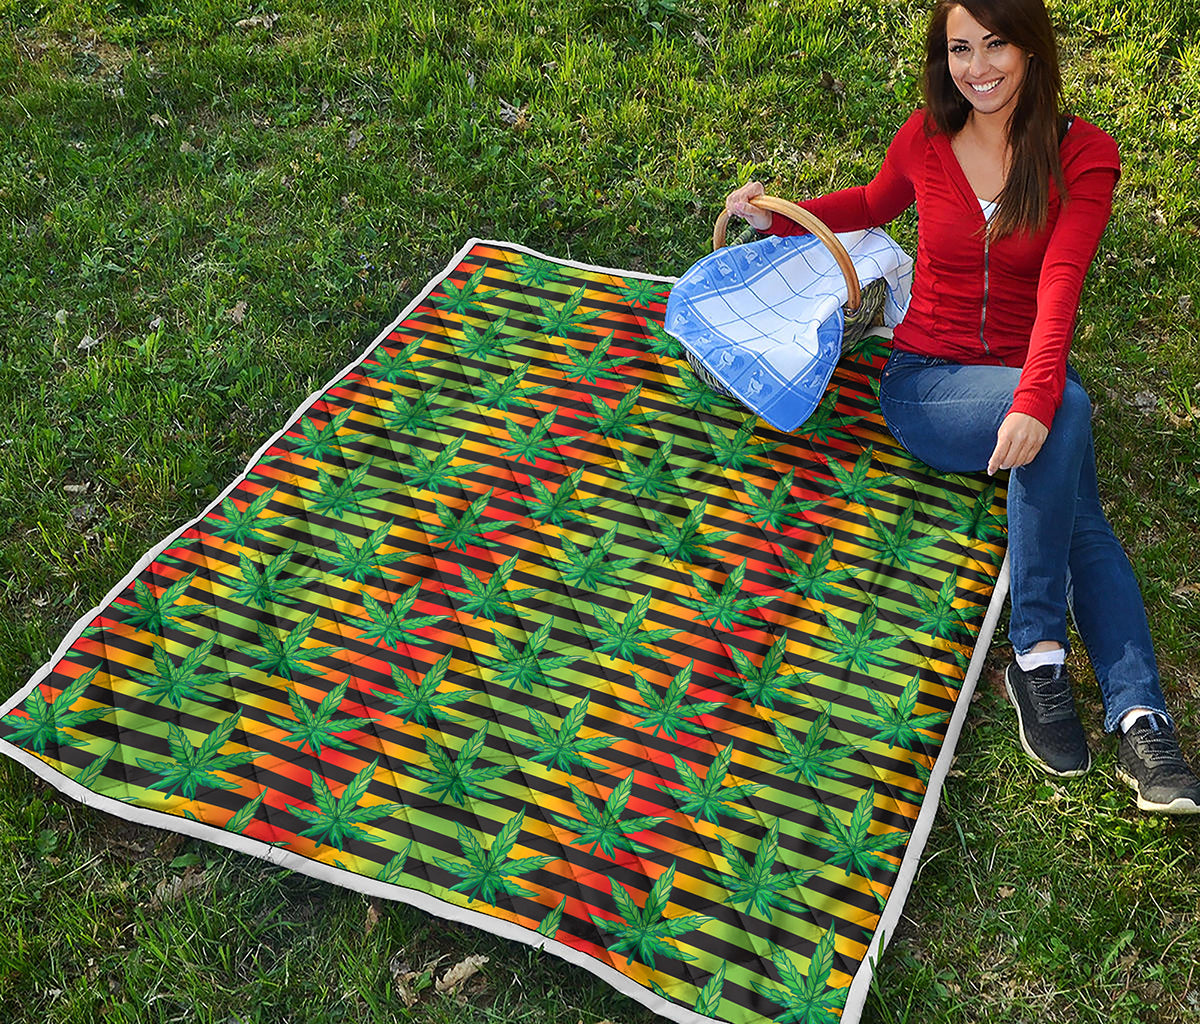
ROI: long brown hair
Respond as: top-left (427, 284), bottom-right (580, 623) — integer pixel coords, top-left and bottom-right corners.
top-left (922, 0), bottom-right (1070, 239)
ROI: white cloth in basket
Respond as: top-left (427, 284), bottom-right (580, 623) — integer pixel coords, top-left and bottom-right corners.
top-left (664, 228), bottom-right (914, 431)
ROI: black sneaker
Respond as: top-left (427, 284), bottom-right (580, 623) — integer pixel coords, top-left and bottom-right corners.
top-left (1004, 662), bottom-right (1092, 777)
top-left (1116, 716), bottom-right (1200, 814)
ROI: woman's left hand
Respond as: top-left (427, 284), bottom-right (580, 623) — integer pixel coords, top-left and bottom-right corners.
top-left (987, 412), bottom-right (1049, 474)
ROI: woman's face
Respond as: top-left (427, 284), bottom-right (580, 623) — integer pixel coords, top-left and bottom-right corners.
top-left (945, 5), bottom-right (1030, 121)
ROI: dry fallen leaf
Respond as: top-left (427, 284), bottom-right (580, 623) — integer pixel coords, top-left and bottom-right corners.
top-left (364, 898), bottom-right (382, 936)
top-left (151, 867), bottom-right (209, 908)
top-left (347, 128), bottom-right (364, 151)
top-left (227, 300), bottom-right (248, 325)
top-left (236, 12), bottom-right (279, 30)
top-left (1131, 390), bottom-right (1157, 414)
top-left (436, 954), bottom-right (488, 994)
top-left (388, 954), bottom-right (428, 1008)
top-left (498, 98), bottom-right (529, 129)
top-left (179, 140), bottom-right (197, 154)
top-left (819, 71), bottom-right (845, 96)
top-left (150, 113), bottom-right (168, 128)
top-left (78, 333), bottom-right (100, 351)
top-left (55, 308), bottom-right (69, 325)
top-left (997, 886), bottom-right (1016, 899)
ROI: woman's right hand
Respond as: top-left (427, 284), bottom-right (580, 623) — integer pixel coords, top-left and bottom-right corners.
top-left (725, 180), bottom-right (772, 232)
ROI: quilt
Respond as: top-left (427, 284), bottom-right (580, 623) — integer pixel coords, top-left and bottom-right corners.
top-left (0, 240), bottom-right (1009, 1024)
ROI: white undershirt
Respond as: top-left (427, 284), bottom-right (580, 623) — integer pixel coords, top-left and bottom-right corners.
top-left (979, 197), bottom-right (998, 221)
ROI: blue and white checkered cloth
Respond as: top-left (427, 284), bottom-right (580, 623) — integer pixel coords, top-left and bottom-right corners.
top-left (665, 228), bottom-right (914, 432)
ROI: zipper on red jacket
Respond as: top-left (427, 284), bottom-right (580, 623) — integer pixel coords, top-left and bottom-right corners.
top-left (979, 228), bottom-right (992, 356)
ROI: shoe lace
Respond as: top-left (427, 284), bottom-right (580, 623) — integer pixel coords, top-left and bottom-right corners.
top-left (1135, 728), bottom-right (1188, 770)
top-left (1030, 670), bottom-right (1075, 719)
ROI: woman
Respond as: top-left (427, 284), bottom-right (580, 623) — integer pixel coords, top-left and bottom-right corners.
top-left (726, 0), bottom-right (1199, 813)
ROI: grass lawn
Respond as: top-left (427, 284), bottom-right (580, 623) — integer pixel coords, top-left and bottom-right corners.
top-left (1, 0), bottom-right (1199, 1021)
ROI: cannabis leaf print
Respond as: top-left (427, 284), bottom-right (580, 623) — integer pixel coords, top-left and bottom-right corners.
top-left (136, 712), bottom-right (262, 800)
top-left (410, 722), bottom-right (510, 805)
top-left (131, 635), bottom-right (235, 708)
top-left (766, 705), bottom-right (860, 787)
top-left (703, 819), bottom-right (820, 919)
top-left (115, 571), bottom-right (206, 634)
top-left (852, 672), bottom-right (949, 749)
top-left (211, 486), bottom-right (292, 545)
top-left (549, 772), bottom-right (667, 858)
top-left (584, 591), bottom-right (680, 663)
top-left (525, 695), bottom-right (614, 773)
top-left (806, 786), bottom-right (910, 880)
top-left (345, 583), bottom-right (443, 649)
top-left (371, 651), bottom-right (473, 726)
top-left (290, 406), bottom-right (366, 460)
top-left (480, 621), bottom-right (573, 692)
top-left (265, 677), bottom-right (370, 755)
top-left (657, 743), bottom-right (764, 824)
top-left (289, 758), bottom-right (403, 850)
top-left (589, 862), bottom-right (714, 969)
top-left (436, 808), bottom-right (555, 904)
top-left (681, 561), bottom-right (775, 630)
top-left (751, 924), bottom-right (849, 1024)
top-left (615, 661), bottom-right (723, 739)
top-left (433, 264), bottom-right (501, 314)
top-left (239, 610), bottom-right (342, 681)
top-left (1, 665), bottom-right (112, 753)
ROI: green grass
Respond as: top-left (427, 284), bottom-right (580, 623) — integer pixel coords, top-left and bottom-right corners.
top-left (1, 0), bottom-right (1199, 1021)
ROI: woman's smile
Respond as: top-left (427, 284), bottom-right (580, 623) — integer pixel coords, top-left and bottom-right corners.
top-left (945, 5), bottom-right (1030, 118)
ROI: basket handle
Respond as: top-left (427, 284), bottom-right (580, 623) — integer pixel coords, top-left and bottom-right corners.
top-left (713, 195), bottom-right (862, 312)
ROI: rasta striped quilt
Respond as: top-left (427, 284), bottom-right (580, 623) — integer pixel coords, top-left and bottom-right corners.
top-left (0, 241), bottom-right (1008, 1024)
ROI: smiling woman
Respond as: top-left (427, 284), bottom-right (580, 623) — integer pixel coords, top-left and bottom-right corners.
top-left (726, 0), bottom-right (1200, 814)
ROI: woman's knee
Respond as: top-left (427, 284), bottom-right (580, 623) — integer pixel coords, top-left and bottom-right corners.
top-left (1049, 380), bottom-right (1092, 443)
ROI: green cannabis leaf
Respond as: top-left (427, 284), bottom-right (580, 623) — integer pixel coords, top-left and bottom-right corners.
top-left (291, 405), bottom-right (367, 460)
top-left (410, 722), bottom-right (510, 805)
top-left (750, 923), bottom-right (849, 1024)
top-left (806, 785), bottom-right (910, 880)
top-left (115, 571), bottom-right (207, 634)
top-left (681, 560), bottom-right (776, 630)
top-left (1, 665), bottom-right (112, 753)
top-left (480, 620), bottom-right (574, 692)
top-left (346, 583), bottom-right (443, 649)
top-left (525, 695), bottom-right (614, 773)
top-left (436, 808), bottom-right (555, 904)
top-left (265, 676), bottom-right (371, 755)
top-left (589, 862), bottom-right (714, 969)
top-left (432, 264), bottom-right (502, 314)
top-left (554, 523), bottom-right (640, 591)
top-left (657, 743), bottom-right (764, 824)
top-left (549, 772), bottom-right (668, 858)
top-left (703, 819), bottom-right (820, 919)
top-left (765, 705), bottom-right (860, 787)
top-left (584, 590), bottom-right (681, 663)
top-left (289, 758), bottom-right (403, 850)
top-left (131, 634), bottom-right (236, 707)
top-left (851, 671), bottom-right (949, 750)
top-left (211, 486), bottom-right (293, 545)
top-left (616, 660), bottom-right (723, 739)
top-left (240, 609), bottom-right (343, 681)
top-left (370, 651), bottom-right (474, 726)
top-left (136, 712), bottom-right (262, 800)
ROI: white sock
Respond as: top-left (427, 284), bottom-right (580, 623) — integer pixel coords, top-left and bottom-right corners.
top-left (1120, 709), bottom-right (1163, 733)
top-left (1015, 648), bottom-right (1066, 672)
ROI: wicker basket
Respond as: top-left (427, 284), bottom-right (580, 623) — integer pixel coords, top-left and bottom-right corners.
top-left (685, 196), bottom-right (888, 397)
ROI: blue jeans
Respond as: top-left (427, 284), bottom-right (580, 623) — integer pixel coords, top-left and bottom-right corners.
top-left (878, 350), bottom-right (1168, 732)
